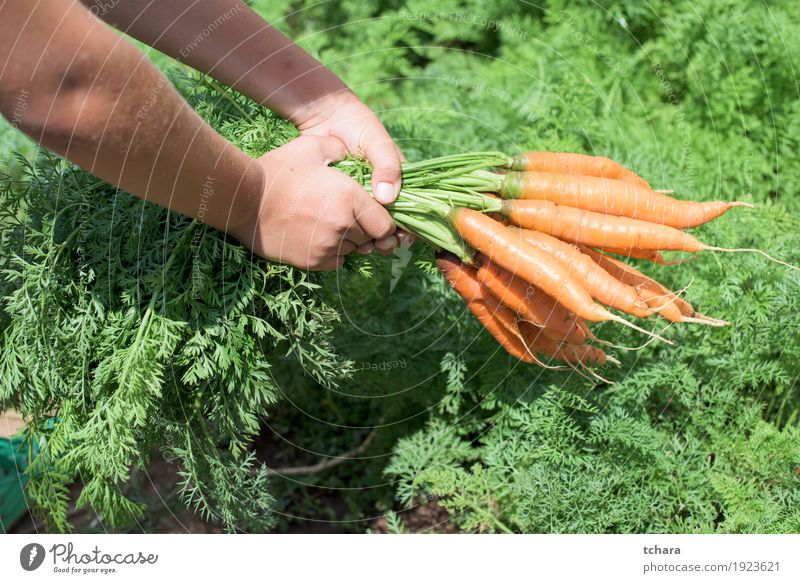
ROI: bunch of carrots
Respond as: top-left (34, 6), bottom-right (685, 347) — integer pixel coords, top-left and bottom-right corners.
top-left (366, 151), bottom-right (796, 381)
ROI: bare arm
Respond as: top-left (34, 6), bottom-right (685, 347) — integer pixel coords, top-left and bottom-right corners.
top-left (0, 0), bottom-right (395, 270)
top-left (82, 0), bottom-right (345, 124)
top-left (0, 0), bottom-right (261, 236)
top-left (81, 0), bottom-right (404, 209)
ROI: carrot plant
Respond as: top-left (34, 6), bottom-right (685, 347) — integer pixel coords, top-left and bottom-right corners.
top-left (0, 79), bottom-right (350, 532)
top-left (2, 0), bottom-right (800, 535)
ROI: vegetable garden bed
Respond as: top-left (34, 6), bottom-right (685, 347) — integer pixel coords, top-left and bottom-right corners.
top-left (2, 0), bottom-right (800, 533)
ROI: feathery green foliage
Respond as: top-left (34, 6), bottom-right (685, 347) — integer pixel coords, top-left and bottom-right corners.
top-left (262, 0), bottom-right (800, 533)
top-left (1, 0), bottom-right (800, 533)
top-left (0, 75), bottom-right (351, 532)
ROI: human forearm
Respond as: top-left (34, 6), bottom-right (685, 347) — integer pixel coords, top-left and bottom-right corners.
top-left (81, 0), bottom-right (350, 124)
top-left (1, 0), bottom-right (400, 271)
top-left (82, 0), bottom-right (403, 204)
top-left (0, 0), bottom-right (262, 235)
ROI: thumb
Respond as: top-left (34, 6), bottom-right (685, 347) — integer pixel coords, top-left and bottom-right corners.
top-left (363, 130), bottom-right (402, 204)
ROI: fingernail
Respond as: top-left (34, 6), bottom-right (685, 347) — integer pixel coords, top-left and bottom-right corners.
top-left (357, 242), bottom-right (375, 254)
top-left (375, 235), bottom-right (398, 252)
top-left (374, 181), bottom-right (396, 204)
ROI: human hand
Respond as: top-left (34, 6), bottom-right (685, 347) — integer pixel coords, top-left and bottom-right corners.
top-left (230, 135), bottom-right (396, 271)
top-left (294, 91), bottom-right (414, 253)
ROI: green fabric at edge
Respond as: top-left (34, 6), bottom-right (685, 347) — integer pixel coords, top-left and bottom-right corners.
top-left (0, 436), bottom-right (31, 532)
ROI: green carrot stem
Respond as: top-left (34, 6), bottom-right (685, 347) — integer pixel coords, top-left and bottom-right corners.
top-left (390, 210), bottom-right (474, 264)
top-left (435, 169), bottom-right (505, 192)
top-left (400, 188), bottom-right (502, 213)
top-left (390, 192), bottom-right (452, 217)
top-left (400, 151), bottom-right (511, 175)
top-left (402, 160), bottom-right (508, 186)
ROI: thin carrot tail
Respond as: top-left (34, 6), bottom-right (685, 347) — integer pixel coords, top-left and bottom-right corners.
top-left (655, 278), bottom-right (693, 301)
top-left (642, 298), bottom-right (679, 315)
top-left (680, 315), bottom-right (729, 327)
top-left (562, 359), bottom-right (603, 384)
top-left (581, 320), bottom-right (652, 351)
top-left (575, 361), bottom-right (614, 384)
top-left (523, 344), bottom-right (572, 371)
top-left (702, 246), bottom-right (800, 271)
top-left (640, 280), bottom-right (692, 316)
top-left (581, 323), bottom-right (610, 347)
top-left (534, 351), bottom-right (596, 380)
top-left (590, 333), bottom-right (659, 352)
top-left (681, 316), bottom-right (728, 328)
top-left (574, 320), bottom-right (636, 351)
top-left (691, 312), bottom-right (729, 326)
top-left (607, 313), bottom-right (674, 345)
top-left (514, 321), bottom-right (572, 371)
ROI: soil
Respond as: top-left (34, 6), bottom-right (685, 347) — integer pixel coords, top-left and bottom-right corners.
top-left (10, 454), bottom-right (222, 534)
top-left (9, 428), bottom-right (458, 534)
top-left (369, 499), bottom-right (457, 534)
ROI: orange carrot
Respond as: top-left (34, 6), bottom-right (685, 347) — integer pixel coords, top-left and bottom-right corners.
top-left (500, 171), bottom-right (751, 229)
top-left (578, 246), bottom-right (691, 312)
top-left (450, 208), bottom-right (610, 321)
top-left (636, 287), bottom-right (684, 323)
top-left (475, 259), bottom-right (586, 345)
top-left (598, 247), bottom-right (685, 265)
top-left (561, 344), bottom-right (609, 366)
top-left (465, 299), bottom-right (537, 362)
top-left (448, 208), bottom-right (672, 344)
top-left (510, 227), bottom-right (653, 318)
top-left (519, 321), bottom-right (609, 366)
top-left (436, 253), bottom-right (485, 302)
top-left (508, 152), bottom-right (651, 189)
top-left (502, 198), bottom-right (796, 269)
top-left (501, 200), bottom-right (708, 251)
top-left (579, 246), bottom-right (728, 326)
top-left (437, 253), bottom-right (536, 362)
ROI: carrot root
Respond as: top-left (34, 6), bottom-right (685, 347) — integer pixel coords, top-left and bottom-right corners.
top-left (592, 333), bottom-right (659, 352)
top-left (607, 313), bottom-right (673, 345)
top-left (701, 246), bottom-right (800, 271)
top-left (680, 316), bottom-right (728, 327)
top-left (577, 362), bottom-right (614, 384)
